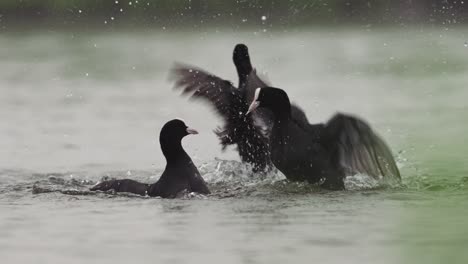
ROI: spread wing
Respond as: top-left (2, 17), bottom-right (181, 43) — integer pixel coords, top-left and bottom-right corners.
top-left (170, 63), bottom-right (244, 122)
top-left (170, 63), bottom-right (271, 171)
top-left (325, 113), bottom-right (401, 183)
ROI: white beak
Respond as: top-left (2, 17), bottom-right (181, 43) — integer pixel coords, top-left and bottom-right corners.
top-left (246, 87), bottom-right (261, 115)
top-left (246, 101), bottom-right (260, 115)
top-left (186, 127), bottom-right (199, 135)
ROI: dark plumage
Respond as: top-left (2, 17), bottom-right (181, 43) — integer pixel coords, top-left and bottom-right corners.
top-left (247, 87), bottom-right (401, 190)
top-left (170, 44), bottom-right (306, 172)
top-left (90, 119), bottom-right (210, 198)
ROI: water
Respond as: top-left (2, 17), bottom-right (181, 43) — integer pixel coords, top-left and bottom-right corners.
top-left (1, 28), bottom-right (467, 263)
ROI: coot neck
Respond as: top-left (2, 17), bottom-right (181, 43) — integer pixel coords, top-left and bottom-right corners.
top-left (272, 100), bottom-right (292, 125)
top-left (161, 140), bottom-right (191, 166)
top-left (234, 56), bottom-right (253, 86)
top-left (271, 106), bottom-right (292, 146)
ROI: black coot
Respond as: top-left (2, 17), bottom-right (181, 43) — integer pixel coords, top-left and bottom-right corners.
top-left (90, 119), bottom-right (210, 198)
top-left (247, 87), bottom-right (401, 190)
top-left (171, 44), bottom-right (307, 172)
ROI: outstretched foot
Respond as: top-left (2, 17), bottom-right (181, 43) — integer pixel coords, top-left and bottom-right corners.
top-left (90, 179), bottom-right (150, 196)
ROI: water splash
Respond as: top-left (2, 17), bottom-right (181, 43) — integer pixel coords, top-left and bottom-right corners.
top-left (344, 173), bottom-right (381, 190)
top-left (1, 157), bottom-right (413, 200)
top-left (202, 159), bottom-right (399, 194)
top-left (199, 158), bottom-right (284, 185)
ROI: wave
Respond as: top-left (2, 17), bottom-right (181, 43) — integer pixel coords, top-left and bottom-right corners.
top-left (3, 156), bottom-right (462, 199)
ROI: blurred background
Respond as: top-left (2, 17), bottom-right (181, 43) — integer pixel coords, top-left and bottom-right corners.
top-left (1, 0), bottom-right (468, 29)
top-left (1, 1), bottom-right (467, 264)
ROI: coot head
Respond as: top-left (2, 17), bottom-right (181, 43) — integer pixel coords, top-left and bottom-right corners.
top-left (246, 87), bottom-right (291, 119)
top-left (160, 119), bottom-right (198, 144)
top-left (233, 44), bottom-right (253, 76)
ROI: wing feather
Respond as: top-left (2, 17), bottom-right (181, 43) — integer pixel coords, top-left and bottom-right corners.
top-left (325, 113), bottom-right (401, 183)
top-left (170, 63), bottom-right (271, 171)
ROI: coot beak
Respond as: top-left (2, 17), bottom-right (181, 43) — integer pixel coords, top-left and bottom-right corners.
top-left (246, 87), bottom-right (261, 115)
top-left (246, 101), bottom-right (260, 115)
top-left (186, 127), bottom-right (199, 135)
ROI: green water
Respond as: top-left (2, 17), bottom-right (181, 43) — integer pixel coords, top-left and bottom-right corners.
top-left (0, 28), bottom-right (467, 263)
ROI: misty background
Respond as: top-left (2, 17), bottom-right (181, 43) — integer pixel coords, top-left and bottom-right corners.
top-left (1, 0), bottom-right (467, 29)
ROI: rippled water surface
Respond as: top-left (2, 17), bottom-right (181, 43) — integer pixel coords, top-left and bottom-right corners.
top-left (1, 28), bottom-right (467, 264)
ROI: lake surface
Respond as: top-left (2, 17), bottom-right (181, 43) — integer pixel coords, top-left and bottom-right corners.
top-left (0, 28), bottom-right (467, 264)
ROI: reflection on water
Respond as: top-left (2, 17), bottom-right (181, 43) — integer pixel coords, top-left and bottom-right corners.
top-left (0, 29), bottom-right (467, 263)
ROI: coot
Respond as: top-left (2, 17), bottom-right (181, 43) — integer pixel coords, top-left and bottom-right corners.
top-left (171, 44), bottom-right (307, 171)
top-left (90, 119), bottom-right (210, 198)
top-left (247, 87), bottom-right (401, 190)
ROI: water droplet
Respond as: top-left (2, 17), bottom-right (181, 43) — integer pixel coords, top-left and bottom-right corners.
top-left (261, 15), bottom-right (267, 21)
top-left (115, 0), bottom-right (119, 3)
top-left (111, 16), bottom-right (115, 20)
top-left (78, 10), bottom-right (82, 13)
top-left (464, 41), bottom-right (468, 47)
top-left (128, 1), bottom-right (132, 5)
